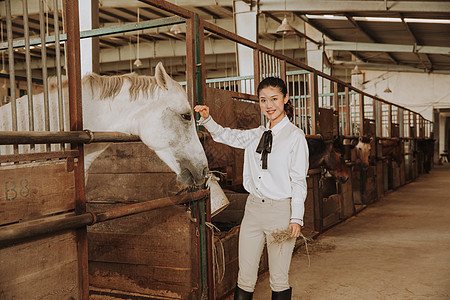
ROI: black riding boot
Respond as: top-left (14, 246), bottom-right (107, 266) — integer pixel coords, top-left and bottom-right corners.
top-left (271, 287), bottom-right (292, 300)
top-left (234, 285), bottom-right (253, 300)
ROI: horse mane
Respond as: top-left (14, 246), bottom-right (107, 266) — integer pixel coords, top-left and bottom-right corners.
top-left (82, 73), bottom-right (159, 101)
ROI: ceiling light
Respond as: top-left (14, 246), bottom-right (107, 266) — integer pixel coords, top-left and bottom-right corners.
top-left (170, 24), bottom-right (182, 35)
top-left (276, 17), bottom-right (295, 35)
top-left (351, 64), bottom-right (362, 75)
top-left (384, 87), bottom-right (392, 93)
top-left (133, 58), bottom-right (142, 68)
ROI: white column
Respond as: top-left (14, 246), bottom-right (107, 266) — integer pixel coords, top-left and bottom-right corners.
top-left (439, 114), bottom-right (446, 158)
top-left (78, 0), bottom-right (92, 76)
top-left (305, 24), bottom-right (325, 95)
top-left (235, 1), bottom-right (257, 93)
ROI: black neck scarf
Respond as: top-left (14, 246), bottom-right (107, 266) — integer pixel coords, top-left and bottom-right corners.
top-left (256, 130), bottom-right (272, 169)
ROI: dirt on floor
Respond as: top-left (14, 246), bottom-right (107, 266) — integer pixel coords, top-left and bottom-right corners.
top-left (250, 165), bottom-right (450, 300)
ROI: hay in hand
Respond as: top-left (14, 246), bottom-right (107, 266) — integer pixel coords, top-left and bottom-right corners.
top-left (269, 228), bottom-right (312, 267)
top-left (270, 228), bottom-right (293, 246)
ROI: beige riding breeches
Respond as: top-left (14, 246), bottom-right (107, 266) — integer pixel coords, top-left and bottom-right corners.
top-left (237, 194), bottom-right (297, 292)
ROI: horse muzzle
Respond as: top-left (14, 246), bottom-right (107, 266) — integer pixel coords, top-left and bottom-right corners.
top-left (178, 165), bottom-right (209, 186)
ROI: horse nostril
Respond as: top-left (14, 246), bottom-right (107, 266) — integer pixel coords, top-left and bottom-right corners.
top-left (203, 167), bottom-right (209, 178)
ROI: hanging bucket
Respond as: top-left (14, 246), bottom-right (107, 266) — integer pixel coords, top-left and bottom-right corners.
top-left (206, 173), bottom-right (230, 217)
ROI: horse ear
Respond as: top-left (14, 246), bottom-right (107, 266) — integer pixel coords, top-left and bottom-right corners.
top-left (155, 62), bottom-right (170, 90)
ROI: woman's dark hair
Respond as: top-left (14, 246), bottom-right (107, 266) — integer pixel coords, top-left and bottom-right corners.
top-left (257, 76), bottom-right (293, 120)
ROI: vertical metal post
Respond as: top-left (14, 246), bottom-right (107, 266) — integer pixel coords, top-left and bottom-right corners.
top-left (5, 0), bottom-right (18, 153)
top-left (280, 60), bottom-right (286, 83)
top-left (193, 15), bottom-right (209, 299)
top-left (345, 87), bottom-right (350, 135)
top-left (332, 81), bottom-right (338, 112)
top-left (388, 104), bottom-right (392, 137)
top-left (310, 71), bottom-right (319, 135)
top-left (65, 0), bottom-right (88, 298)
top-left (253, 50), bottom-right (260, 89)
top-left (297, 74), bottom-right (302, 128)
top-left (359, 93), bottom-right (364, 136)
top-left (398, 108), bottom-right (404, 137)
top-left (374, 100), bottom-right (381, 137)
top-left (197, 18), bottom-right (213, 300)
top-left (39, 0), bottom-right (51, 150)
top-left (186, 19), bottom-right (195, 109)
top-left (23, 0), bottom-right (35, 143)
top-left (54, 0), bottom-right (65, 138)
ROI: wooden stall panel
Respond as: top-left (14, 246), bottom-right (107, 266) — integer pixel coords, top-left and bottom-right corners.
top-left (318, 108), bottom-right (336, 139)
top-left (340, 167), bottom-right (355, 219)
top-left (86, 143), bottom-right (186, 202)
top-left (305, 173), bottom-right (320, 232)
top-left (0, 160), bottom-right (76, 226)
top-left (0, 231), bottom-right (79, 299)
top-left (377, 160), bottom-right (384, 200)
top-left (322, 194), bottom-right (341, 229)
top-left (88, 204), bottom-right (200, 300)
top-left (86, 142), bottom-right (202, 299)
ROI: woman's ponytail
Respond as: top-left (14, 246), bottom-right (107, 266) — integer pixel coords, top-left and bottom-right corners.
top-left (284, 100), bottom-right (294, 120)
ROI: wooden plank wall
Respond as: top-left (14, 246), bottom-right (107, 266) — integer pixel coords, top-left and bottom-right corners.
top-left (86, 143), bottom-right (200, 299)
top-left (0, 160), bottom-right (79, 299)
top-left (0, 161), bottom-right (76, 225)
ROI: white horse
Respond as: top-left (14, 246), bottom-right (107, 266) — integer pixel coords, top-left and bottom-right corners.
top-left (0, 62), bottom-right (208, 186)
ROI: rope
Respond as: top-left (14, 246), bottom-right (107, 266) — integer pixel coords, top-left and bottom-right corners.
top-left (205, 221), bottom-right (226, 284)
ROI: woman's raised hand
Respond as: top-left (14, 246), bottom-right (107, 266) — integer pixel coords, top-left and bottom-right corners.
top-left (194, 105), bottom-right (210, 119)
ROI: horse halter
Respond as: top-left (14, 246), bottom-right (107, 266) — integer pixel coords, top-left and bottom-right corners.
top-left (256, 130), bottom-right (272, 169)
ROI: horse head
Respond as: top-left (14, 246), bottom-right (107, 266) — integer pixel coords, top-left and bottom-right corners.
top-left (352, 136), bottom-right (373, 168)
top-left (307, 137), bottom-right (350, 183)
top-left (381, 137), bottom-right (403, 166)
top-left (136, 62), bottom-right (209, 186)
top-left (325, 137), bottom-right (350, 183)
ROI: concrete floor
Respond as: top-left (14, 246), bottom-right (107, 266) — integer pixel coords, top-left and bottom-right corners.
top-left (252, 164), bottom-right (450, 299)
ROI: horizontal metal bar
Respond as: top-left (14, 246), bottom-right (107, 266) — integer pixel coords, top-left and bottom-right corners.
top-left (260, 0), bottom-right (450, 13)
top-left (95, 190), bottom-right (209, 223)
top-left (0, 213), bottom-right (95, 247)
top-left (0, 190), bottom-right (209, 246)
top-left (0, 131), bottom-right (140, 145)
top-left (178, 70), bottom-right (311, 86)
top-left (325, 40), bottom-right (450, 55)
top-left (0, 16), bottom-right (185, 50)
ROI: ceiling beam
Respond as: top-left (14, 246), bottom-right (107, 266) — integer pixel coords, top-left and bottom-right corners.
top-left (345, 14), bottom-right (398, 64)
top-left (332, 60), bottom-right (450, 74)
top-left (100, 9), bottom-right (131, 23)
top-left (296, 13), bottom-right (368, 63)
top-left (399, 13), bottom-right (433, 71)
top-left (324, 41), bottom-right (450, 55)
top-left (259, 0), bottom-right (450, 13)
top-left (194, 6), bottom-right (222, 19)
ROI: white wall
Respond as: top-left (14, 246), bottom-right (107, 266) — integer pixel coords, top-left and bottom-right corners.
top-left (361, 71), bottom-right (450, 121)
top-left (362, 70), bottom-right (450, 155)
top-left (235, 1), bottom-right (257, 93)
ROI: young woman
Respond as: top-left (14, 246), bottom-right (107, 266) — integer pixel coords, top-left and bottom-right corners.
top-left (194, 77), bottom-right (309, 300)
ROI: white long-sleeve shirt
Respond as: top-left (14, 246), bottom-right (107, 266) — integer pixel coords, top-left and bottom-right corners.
top-left (200, 115), bottom-right (309, 226)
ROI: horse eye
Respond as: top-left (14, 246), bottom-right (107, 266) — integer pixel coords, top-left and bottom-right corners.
top-left (181, 113), bottom-right (191, 121)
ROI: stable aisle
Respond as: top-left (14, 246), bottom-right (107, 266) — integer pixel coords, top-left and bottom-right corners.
top-left (254, 164), bottom-right (450, 300)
